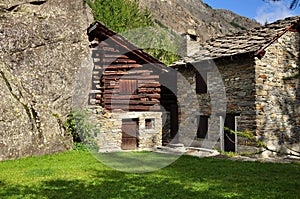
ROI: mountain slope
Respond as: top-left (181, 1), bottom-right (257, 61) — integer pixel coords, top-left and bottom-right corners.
top-left (139, 0), bottom-right (261, 42)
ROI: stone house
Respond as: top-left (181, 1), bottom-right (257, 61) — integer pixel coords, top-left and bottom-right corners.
top-left (171, 16), bottom-right (300, 157)
top-left (86, 22), bottom-right (177, 151)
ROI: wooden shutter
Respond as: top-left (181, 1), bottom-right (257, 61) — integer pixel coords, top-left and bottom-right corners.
top-left (119, 79), bottom-right (137, 95)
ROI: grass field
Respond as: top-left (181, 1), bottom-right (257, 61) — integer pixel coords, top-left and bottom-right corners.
top-left (0, 150), bottom-right (299, 199)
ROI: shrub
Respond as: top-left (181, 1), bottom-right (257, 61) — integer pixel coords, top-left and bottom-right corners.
top-left (64, 109), bottom-right (99, 151)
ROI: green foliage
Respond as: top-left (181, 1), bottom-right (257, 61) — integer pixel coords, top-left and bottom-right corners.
top-left (73, 142), bottom-right (89, 151)
top-left (147, 49), bottom-right (180, 65)
top-left (283, 73), bottom-right (300, 80)
top-left (86, 0), bottom-right (181, 65)
top-left (230, 21), bottom-right (246, 30)
top-left (219, 150), bottom-right (238, 157)
top-left (154, 19), bottom-right (168, 29)
top-left (224, 127), bottom-right (266, 149)
top-left (64, 109), bottom-right (99, 151)
top-left (87, 0), bottom-right (153, 33)
top-left (224, 127), bottom-right (300, 157)
top-left (122, 26), bottom-right (182, 65)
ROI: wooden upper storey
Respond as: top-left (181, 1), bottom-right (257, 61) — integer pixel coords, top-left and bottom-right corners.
top-left (87, 22), bottom-right (167, 112)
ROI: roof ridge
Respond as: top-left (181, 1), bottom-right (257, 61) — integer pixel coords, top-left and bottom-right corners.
top-left (87, 21), bottom-right (166, 67)
top-left (171, 15), bottom-right (300, 65)
top-left (205, 15), bottom-right (300, 45)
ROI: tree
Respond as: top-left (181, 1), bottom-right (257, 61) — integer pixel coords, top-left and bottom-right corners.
top-left (86, 0), bottom-right (153, 33)
top-left (86, 0), bottom-right (181, 65)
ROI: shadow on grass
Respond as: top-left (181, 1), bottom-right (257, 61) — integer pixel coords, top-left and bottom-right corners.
top-left (93, 151), bottom-right (181, 173)
top-left (1, 156), bottom-right (299, 199)
top-left (0, 173), bottom-right (222, 198)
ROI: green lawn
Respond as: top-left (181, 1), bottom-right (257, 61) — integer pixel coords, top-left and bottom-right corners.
top-left (0, 150), bottom-right (299, 199)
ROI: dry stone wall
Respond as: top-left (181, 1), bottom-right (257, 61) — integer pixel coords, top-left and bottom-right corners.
top-left (216, 56), bottom-right (257, 132)
top-left (254, 31), bottom-right (300, 157)
top-left (175, 55), bottom-right (257, 150)
top-left (92, 108), bottom-right (163, 151)
top-left (175, 66), bottom-right (200, 146)
top-left (0, 0), bottom-right (92, 161)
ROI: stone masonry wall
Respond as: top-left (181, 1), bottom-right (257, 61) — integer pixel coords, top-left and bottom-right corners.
top-left (217, 56), bottom-right (257, 132)
top-left (176, 66), bottom-right (199, 147)
top-left (254, 31), bottom-right (300, 157)
top-left (0, 0), bottom-right (92, 161)
top-left (176, 55), bottom-right (257, 150)
top-left (93, 109), bottom-right (162, 151)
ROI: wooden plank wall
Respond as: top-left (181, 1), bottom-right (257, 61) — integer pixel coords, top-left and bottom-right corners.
top-left (89, 40), bottom-right (161, 111)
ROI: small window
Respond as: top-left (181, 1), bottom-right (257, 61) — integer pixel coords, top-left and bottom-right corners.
top-left (196, 72), bottom-right (207, 94)
top-left (145, 119), bottom-right (155, 129)
top-left (197, 115), bottom-right (209, 138)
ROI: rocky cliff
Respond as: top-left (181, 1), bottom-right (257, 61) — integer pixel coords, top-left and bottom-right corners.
top-left (139, 0), bottom-right (261, 42)
top-left (0, 0), bottom-right (92, 160)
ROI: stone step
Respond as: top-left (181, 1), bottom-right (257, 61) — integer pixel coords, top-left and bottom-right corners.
top-left (169, 143), bottom-right (185, 148)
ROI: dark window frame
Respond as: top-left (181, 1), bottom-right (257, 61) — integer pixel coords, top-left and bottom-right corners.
top-left (145, 118), bottom-right (155, 129)
top-left (196, 71), bottom-right (207, 94)
top-left (197, 115), bottom-right (209, 139)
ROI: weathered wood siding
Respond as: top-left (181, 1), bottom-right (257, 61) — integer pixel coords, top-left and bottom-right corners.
top-left (88, 35), bottom-right (161, 112)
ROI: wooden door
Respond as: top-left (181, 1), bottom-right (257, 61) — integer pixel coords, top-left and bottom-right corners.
top-left (224, 114), bottom-right (236, 152)
top-left (121, 119), bottom-right (138, 150)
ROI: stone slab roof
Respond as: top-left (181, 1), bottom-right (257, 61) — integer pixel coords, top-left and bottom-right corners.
top-left (172, 15), bottom-right (300, 66)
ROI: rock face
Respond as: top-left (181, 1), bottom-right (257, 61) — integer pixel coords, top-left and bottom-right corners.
top-left (0, 0), bottom-right (92, 161)
top-left (139, 0), bottom-right (261, 42)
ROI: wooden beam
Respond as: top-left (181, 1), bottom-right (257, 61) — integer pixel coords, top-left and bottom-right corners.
top-left (102, 58), bottom-right (137, 64)
top-left (95, 94), bottom-right (102, 100)
top-left (139, 83), bottom-right (160, 88)
top-left (103, 70), bottom-right (152, 76)
top-left (92, 80), bottom-right (101, 84)
top-left (102, 64), bottom-right (142, 69)
top-left (90, 90), bottom-right (102, 94)
top-left (119, 75), bottom-right (159, 80)
top-left (103, 54), bottom-right (129, 59)
top-left (138, 88), bottom-right (161, 93)
top-left (102, 47), bottom-right (120, 52)
top-left (105, 86), bottom-right (119, 89)
top-left (104, 94), bottom-right (160, 99)
top-left (105, 105), bottom-right (161, 111)
top-left (105, 99), bottom-right (159, 105)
